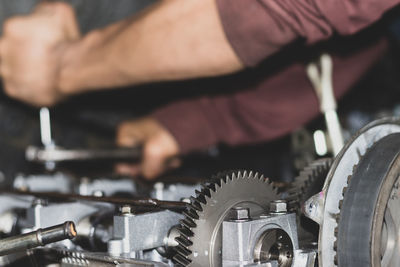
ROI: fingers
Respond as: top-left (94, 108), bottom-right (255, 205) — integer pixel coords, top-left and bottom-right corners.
top-left (115, 118), bottom-right (180, 180)
top-left (115, 163), bottom-right (141, 177)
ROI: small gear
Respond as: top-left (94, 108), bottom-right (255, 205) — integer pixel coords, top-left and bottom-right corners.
top-left (173, 170), bottom-right (279, 267)
top-left (287, 158), bottom-right (332, 242)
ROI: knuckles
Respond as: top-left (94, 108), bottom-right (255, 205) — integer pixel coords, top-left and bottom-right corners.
top-left (3, 17), bottom-right (26, 37)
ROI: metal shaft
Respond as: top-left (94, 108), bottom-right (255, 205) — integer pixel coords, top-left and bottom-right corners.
top-left (2, 190), bottom-right (186, 212)
top-left (0, 221), bottom-right (76, 256)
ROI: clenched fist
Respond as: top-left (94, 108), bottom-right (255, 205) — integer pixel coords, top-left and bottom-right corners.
top-left (0, 2), bottom-right (80, 106)
top-left (116, 117), bottom-right (181, 180)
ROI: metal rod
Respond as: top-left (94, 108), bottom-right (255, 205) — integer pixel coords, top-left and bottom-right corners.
top-left (26, 145), bottom-right (142, 163)
top-left (39, 107), bottom-right (53, 148)
top-left (2, 190), bottom-right (187, 212)
top-left (0, 221), bottom-right (76, 256)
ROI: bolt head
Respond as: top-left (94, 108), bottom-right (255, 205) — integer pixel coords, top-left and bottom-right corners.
top-left (270, 200), bottom-right (287, 213)
top-left (120, 205), bottom-right (132, 215)
top-left (32, 198), bottom-right (48, 207)
top-left (228, 207), bottom-right (250, 221)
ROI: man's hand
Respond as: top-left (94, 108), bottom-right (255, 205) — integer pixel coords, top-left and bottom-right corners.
top-left (0, 2), bottom-right (80, 107)
top-left (116, 118), bottom-right (180, 180)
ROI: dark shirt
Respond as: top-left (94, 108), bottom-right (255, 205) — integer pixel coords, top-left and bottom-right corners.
top-left (153, 0), bottom-right (397, 153)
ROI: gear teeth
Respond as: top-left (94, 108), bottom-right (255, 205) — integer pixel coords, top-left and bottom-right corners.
top-left (175, 244), bottom-right (192, 257)
top-left (195, 190), bottom-right (207, 204)
top-left (201, 187), bottom-right (212, 198)
top-left (175, 235), bottom-right (193, 248)
top-left (173, 253), bottom-right (191, 266)
top-left (206, 183), bottom-right (216, 192)
top-left (183, 208), bottom-right (199, 220)
top-left (178, 225), bottom-right (194, 238)
top-left (181, 217), bottom-right (196, 229)
top-left (231, 172), bottom-right (238, 180)
top-left (189, 197), bottom-right (203, 211)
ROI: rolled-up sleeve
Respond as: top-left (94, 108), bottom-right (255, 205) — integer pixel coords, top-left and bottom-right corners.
top-left (152, 39), bottom-right (387, 154)
top-left (216, 0), bottom-right (399, 66)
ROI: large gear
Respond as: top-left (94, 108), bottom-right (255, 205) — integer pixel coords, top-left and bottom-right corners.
top-left (173, 170), bottom-right (279, 267)
top-left (335, 133), bottom-right (400, 267)
top-left (318, 118), bottom-right (400, 266)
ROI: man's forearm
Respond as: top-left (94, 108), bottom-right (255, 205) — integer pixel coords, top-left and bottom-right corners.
top-left (59, 0), bottom-right (243, 94)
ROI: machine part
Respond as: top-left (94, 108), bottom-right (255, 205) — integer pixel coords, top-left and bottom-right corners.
top-left (151, 183), bottom-right (202, 202)
top-left (108, 210), bottom-right (183, 257)
top-left (287, 158), bottom-right (332, 241)
top-left (292, 250), bottom-right (317, 267)
top-left (0, 221), bottom-right (76, 256)
top-left (39, 107), bottom-right (56, 170)
top-left (336, 133), bottom-right (400, 267)
top-left (173, 170), bottom-right (279, 267)
top-left (222, 212), bottom-right (298, 267)
top-left (75, 210), bottom-right (114, 251)
top-left (227, 207), bottom-right (251, 221)
top-left (25, 201), bottom-right (103, 231)
top-left (14, 173), bottom-right (74, 193)
top-left (316, 118), bottom-right (400, 266)
top-left (78, 178), bottom-right (137, 197)
top-left (39, 107), bottom-right (54, 149)
top-left (269, 200), bottom-right (287, 214)
top-left (4, 190), bottom-right (186, 212)
top-left (253, 229), bottom-right (293, 266)
top-left (307, 54), bottom-right (344, 155)
top-left (26, 145), bottom-right (142, 163)
top-left (57, 250), bottom-right (169, 267)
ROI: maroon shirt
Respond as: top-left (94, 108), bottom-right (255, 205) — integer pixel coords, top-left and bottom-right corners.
top-left (153, 0), bottom-right (398, 154)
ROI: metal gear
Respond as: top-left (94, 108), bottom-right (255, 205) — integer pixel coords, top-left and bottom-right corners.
top-left (287, 158), bottom-right (332, 242)
top-left (318, 117), bottom-right (400, 267)
top-left (335, 133), bottom-right (400, 267)
top-left (173, 170), bottom-right (279, 267)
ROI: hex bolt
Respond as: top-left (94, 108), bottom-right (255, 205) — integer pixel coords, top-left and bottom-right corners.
top-left (119, 205), bottom-right (133, 215)
top-left (270, 200), bottom-right (287, 214)
top-left (228, 207), bottom-right (251, 221)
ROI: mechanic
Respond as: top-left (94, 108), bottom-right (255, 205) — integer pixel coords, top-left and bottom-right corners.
top-left (0, 0), bottom-right (398, 179)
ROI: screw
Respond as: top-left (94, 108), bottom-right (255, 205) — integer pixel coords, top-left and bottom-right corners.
top-left (270, 200), bottom-right (287, 214)
top-left (228, 207), bottom-right (251, 221)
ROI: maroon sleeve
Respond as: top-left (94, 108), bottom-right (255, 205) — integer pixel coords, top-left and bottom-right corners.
top-left (216, 0), bottom-right (399, 66)
top-left (152, 40), bottom-right (387, 154)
